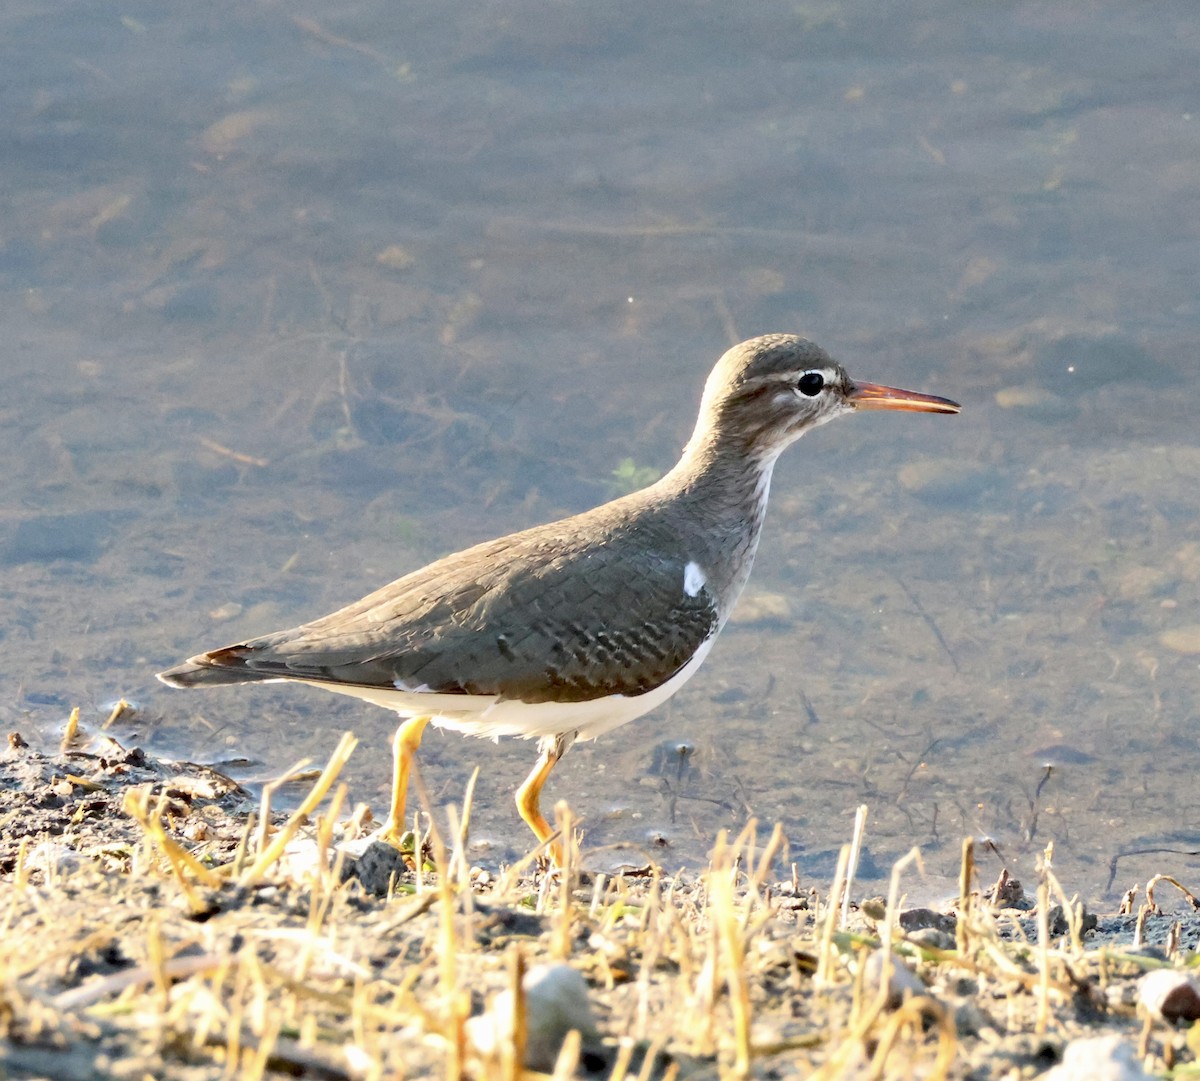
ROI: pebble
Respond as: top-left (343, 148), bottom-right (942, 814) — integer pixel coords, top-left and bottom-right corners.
top-left (1047, 902), bottom-right (1098, 937)
top-left (1041, 1034), bottom-right (1152, 1081)
top-left (728, 590), bottom-right (792, 626)
top-left (376, 244), bottom-right (415, 270)
top-left (896, 458), bottom-right (996, 504)
top-left (993, 385), bottom-right (1077, 422)
top-left (1158, 626), bottom-right (1200, 655)
top-left (898, 907), bottom-right (957, 935)
top-left (1137, 969), bottom-right (1200, 1024)
top-left (25, 842), bottom-right (83, 876)
top-left (0, 511), bottom-right (117, 565)
top-left (201, 108), bottom-right (274, 156)
top-left (861, 950), bottom-right (925, 1008)
top-left (173, 459), bottom-right (239, 498)
top-left (907, 927), bottom-right (957, 951)
top-left (995, 385), bottom-right (1059, 410)
top-left (1115, 565), bottom-right (1171, 601)
top-left (953, 1002), bottom-right (994, 1039)
top-left (338, 837), bottom-right (409, 896)
top-left (467, 963), bottom-right (601, 1072)
top-left (1175, 541), bottom-right (1200, 582)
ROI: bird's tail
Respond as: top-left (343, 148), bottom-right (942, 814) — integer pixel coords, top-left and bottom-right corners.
top-left (157, 646), bottom-right (267, 688)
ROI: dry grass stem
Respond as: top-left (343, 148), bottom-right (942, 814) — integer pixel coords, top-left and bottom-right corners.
top-left (1036, 843), bottom-right (1054, 1035)
top-left (816, 843), bottom-right (852, 988)
top-left (60, 706), bottom-right (81, 751)
top-left (841, 804), bottom-right (869, 929)
top-left (1145, 873), bottom-right (1200, 912)
top-left (240, 732), bottom-right (358, 886)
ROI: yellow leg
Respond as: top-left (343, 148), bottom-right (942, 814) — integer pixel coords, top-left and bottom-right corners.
top-left (515, 740), bottom-right (565, 867)
top-left (381, 715), bottom-right (431, 845)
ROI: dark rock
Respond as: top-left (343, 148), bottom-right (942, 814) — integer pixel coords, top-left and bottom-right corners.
top-left (1138, 969), bottom-right (1200, 1024)
top-left (172, 459), bottom-right (240, 498)
top-left (899, 907), bottom-right (957, 935)
top-left (339, 837), bottom-right (411, 897)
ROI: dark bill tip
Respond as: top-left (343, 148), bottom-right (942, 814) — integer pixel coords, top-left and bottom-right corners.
top-left (849, 381), bottom-right (961, 414)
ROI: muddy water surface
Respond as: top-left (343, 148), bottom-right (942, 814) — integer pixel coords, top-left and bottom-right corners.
top-left (3, 1), bottom-right (1198, 901)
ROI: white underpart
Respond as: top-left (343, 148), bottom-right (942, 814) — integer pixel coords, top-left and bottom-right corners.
top-left (281, 632), bottom-right (719, 743)
top-left (683, 560), bottom-right (706, 598)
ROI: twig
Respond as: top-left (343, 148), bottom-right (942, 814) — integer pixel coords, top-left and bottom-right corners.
top-left (893, 575), bottom-right (959, 672)
top-left (198, 436), bottom-right (268, 468)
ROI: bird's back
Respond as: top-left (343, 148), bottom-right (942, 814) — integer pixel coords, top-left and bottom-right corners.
top-left (160, 489), bottom-right (723, 706)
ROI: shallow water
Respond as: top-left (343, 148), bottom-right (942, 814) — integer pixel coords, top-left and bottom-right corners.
top-left (3, 0), bottom-right (1198, 901)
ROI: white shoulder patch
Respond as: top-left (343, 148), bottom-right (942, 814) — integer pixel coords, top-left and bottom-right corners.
top-left (683, 561), bottom-right (707, 598)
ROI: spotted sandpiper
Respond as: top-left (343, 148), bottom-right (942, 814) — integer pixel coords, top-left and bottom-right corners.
top-left (159, 335), bottom-right (960, 864)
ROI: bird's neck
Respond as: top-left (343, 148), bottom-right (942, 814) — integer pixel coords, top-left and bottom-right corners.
top-left (647, 427), bottom-right (783, 612)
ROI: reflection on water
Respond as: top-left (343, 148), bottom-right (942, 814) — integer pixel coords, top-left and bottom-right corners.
top-left (3, 0), bottom-right (1198, 901)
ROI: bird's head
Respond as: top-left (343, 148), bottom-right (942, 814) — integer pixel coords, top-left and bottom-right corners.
top-left (691, 334), bottom-right (960, 464)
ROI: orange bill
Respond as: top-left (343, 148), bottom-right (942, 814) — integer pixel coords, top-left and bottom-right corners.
top-left (849, 381), bottom-right (961, 414)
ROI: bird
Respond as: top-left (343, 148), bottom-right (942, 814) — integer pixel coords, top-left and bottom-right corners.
top-left (158, 334), bottom-right (960, 865)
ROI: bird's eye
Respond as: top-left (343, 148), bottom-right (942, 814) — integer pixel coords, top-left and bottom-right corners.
top-left (796, 372), bottom-right (825, 396)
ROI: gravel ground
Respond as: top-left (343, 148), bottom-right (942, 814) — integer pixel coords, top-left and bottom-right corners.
top-left (2, 734), bottom-right (1199, 1080)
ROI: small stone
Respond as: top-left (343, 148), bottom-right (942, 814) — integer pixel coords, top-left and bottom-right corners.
top-left (201, 108), bottom-right (274, 156)
top-left (587, 932), bottom-right (627, 963)
top-left (994, 384), bottom-right (1076, 421)
top-left (860, 897), bottom-right (887, 922)
top-left (953, 1002), bottom-right (994, 1039)
top-left (376, 244), bottom-right (415, 270)
top-left (0, 511), bottom-right (117, 565)
top-left (1106, 982), bottom-right (1139, 1012)
top-left (648, 739), bottom-right (697, 779)
top-left (26, 842), bottom-right (82, 876)
top-left (1042, 1034), bottom-right (1152, 1080)
top-left (173, 459), bottom-right (239, 497)
top-left (1046, 902), bottom-right (1097, 937)
top-left (1115, 565), bottom-right (1172, 601)
top-left (1029, 743), bottom-right (1095, 767)
top-left (472, 867), bottom-right (494, 887)
top-left (896, 458), bottom-right (995, 504)
top-left (175, 888), bottom-right (222, 922)
top-left (166, 774), bottom-right (225, 801)
top-left (1121, 944), bottom-right (1169, 963)
top-left (1138, 969), bottom-right (1200, 1024)
top-left (907, 927), bottom-right (957, 951)
top-left (898, 907), bottom-right (957, 935)
top-left (1158, 626), bottom-right (1200, 655)
top-left (1174, 541), bottom-right (1200, 582)
top-left (339, 837), bottom-right (409, 895)
top-left (995, 385), bottom-right (1061, 410)
top-left (468, 963), bottom-right (601, 1072)
top-left (728, 591), bottom-right (792, 626)
top-left (181, 819), bottom-right (210, 842)
top-left (861, 950), bottom-right (925, 1008)
top-left (983, 868), bottom-right (1025, 909)
top-left (161, 283), bottom-right (219, 322)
